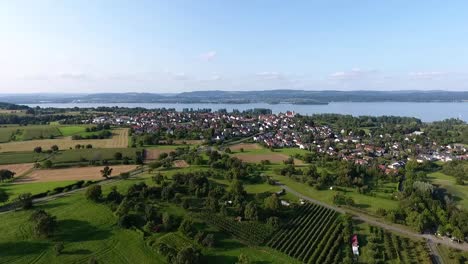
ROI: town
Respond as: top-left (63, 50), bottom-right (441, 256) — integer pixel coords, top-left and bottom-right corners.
top-left (90, 109), bottom-right (467, 173)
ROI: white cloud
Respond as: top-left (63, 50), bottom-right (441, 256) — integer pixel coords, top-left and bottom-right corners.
top-left (172, 72), bottom-right (189, 81)
top-left (199, 75), bottom-right (221, 82)
top-left (255, 71), bottom-right (284, 80)
top-left (408, 71), bottom-right (445, 80)
top-left (198, 51), bottom-right (217, 61)
top-left (329, 68), bottom-right (378, 80)
top-left (58, 72), bottom-right (89, 80)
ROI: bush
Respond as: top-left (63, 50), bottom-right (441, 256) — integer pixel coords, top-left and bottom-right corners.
top-left (120, 172), bottom-right (130, 180)
top-left (17, 193), bottom-right (33, 209)
top-left (29, 209), bottom-right (57, 238)
top-left (85, 185), bottom-right (102, 202)
top-left (54, 242), bottom-right (64, 256)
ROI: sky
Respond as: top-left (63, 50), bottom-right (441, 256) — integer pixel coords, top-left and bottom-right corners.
top-left (1, 0), bottom-right (468, 93)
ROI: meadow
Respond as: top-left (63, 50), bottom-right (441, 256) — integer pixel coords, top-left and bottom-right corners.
top-left (0, 128), bottom-right (129, 152)
top-left (0, 152), bottom-right (48, 165)
top-left (429, 171), bottom-right (468, 209)
top-left (0, 126), bottom-right (20, 143)
top-left (17, 165), bottom-right (138, 183)
top-left (49, 148), bottom-right (140, 166)
top-left (229, 143), bottom-right (306, 164)
top-left (0, 181), bottom-right (76, 203)
top-left (267, 167), bottom-right (399, 214)
top-left (0, 174), bottom-right (297, 264)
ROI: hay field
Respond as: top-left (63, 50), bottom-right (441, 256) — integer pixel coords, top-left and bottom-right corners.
top-left (0, 128), bottom-right (129, 152)
top-left (233, 153), bottom-right (304, 165)
top-left (173, 160), bottom-right (189, 168)
top-left (144, 147), bottom-right (176, 160)
top-left (229, 143), bottom-right (263, 152)
top-left (16, 165), bottom-right (138, 183)
top-left (0, 163), bottom-right (34, 177)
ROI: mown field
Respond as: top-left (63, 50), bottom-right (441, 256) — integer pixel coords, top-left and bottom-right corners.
top-left (0, 181), bottom-right (76, 203)
top-left (0, 152), bottom-right (49, 165)
top-left (49, 148), bottom-right (141, 166)
top-left (429, 171), bottom-right (468, 209)
top-left (0, 128), bottom-right (129, 152)
top-left (17, 165), bottom-right (138, 183)
top-left (267, 166), bottom-right (399, 214)
top-left (0, 126), bottom-right (20, 143)
top-left (229, 143), bottom-right (306, 165)
top-left (0, 163), bottom-right (34, 177)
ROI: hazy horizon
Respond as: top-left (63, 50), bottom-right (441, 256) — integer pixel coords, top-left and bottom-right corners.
top-left (1, 1), bottom-right (468, 93)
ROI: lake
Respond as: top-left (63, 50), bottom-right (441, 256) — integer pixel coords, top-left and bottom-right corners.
top-left (23, 102), bottom-right (468, 122)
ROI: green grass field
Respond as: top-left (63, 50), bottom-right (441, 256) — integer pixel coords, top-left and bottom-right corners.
top-left (49, 148), bottom-right (141, 165)
top-left (268, 168), bottom-right (399, 214)
top-left (21, 126), bottom-right (62, 140)
top-left (0, 127), bottom-right (20, 143)
top-left (0, 181), bottom-right (76, 203)
top-left (0, 172), bottom-right (298, 264)
top-left (429, 172), bottom-right (468, 208)
top-left (57, 126), bottom-right (88, 136)
top-left (354, 221), bottom-right (432, 264)
top-left (0, 152), bottom-right (48, 165)
top-left (0, 124), bottom-right (99, 143)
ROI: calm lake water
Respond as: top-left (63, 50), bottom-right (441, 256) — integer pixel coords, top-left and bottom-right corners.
top-left (23, 102), bottom-right (468, 122)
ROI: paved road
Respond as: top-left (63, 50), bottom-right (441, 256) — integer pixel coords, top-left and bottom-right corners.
top-left (279, 183), bottom-right (468, 253)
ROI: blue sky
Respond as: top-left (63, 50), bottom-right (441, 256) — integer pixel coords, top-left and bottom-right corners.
top-left (1, 0), bottom-right (468, 93)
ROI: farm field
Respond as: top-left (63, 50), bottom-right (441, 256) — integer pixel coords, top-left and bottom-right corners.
top-left (173, 160), bottom-right (189, 168)
top-left (0, 126), bottom-right (20, 143)
top-left (233, 152), bottom-right (304, 165)
top-left (57, 125), bottom-right (89, 136)
top-left (0, 152), bottom-right (48, 165)
top-left (228, 144), bottom-right (307, 165)
top-left (0, 171), bottom-right (299, 264)
top-left (355, 222), bottom-right (432, 264)
top-left (160, 139), bottom-right (203, 145)
top-left (0, 163), bottom-right (34, 177)
top-left (49, 148), bottom-right (140, 165)
top-left (0, 128), bottom-right (129, 152)
top-left (429, 171), bottom-right (468, 209)
top-left (267, 202), bottom-right (343, 263)
top-left (435, 243), bottom-right (468, 264)
top-left (16, 165), bottom-right (138, 183)
top-left (21, 126), bottom-right (62, 140)
top-left (144, 146), bottom-right (177, 160)
top-left (269, 171), bottom-right (398, 213)
top-left (228, 143), bottom-right (263, 152)
top-left (0, 191), bottom-right (163, 264)
top-left (0, 180), bottom-right (75, 203)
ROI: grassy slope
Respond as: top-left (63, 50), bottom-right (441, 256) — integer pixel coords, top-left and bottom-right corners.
top-left (0, 127), bottom-right (18, 143)
top-left (57, 126), bottom-right (88, 137)
top-left (267, 168), bottom-right (398, 213)
top-left (0, 174), bottom-right (297, 264)
top-left (0, 181), bottom-right (76, 203)
top-left (428, 172), bottom-right (468, 208)
top-left (0, 193), bottom-right (162, 264)
top-left (0, 152), bottom-right (48, 165)
top-left (49, 148), bottom-right (140, 164)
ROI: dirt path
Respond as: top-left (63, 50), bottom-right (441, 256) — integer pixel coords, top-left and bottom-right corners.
top-left (279, 183), bottom-right (468, 253)
top-left (0, 167), bottom-right (146, 214)
top-left (427, 239), bottom-right (443, 264)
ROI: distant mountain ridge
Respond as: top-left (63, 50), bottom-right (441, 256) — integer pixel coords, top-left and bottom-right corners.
top-left (0, 90), bottom-right (467, 104)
